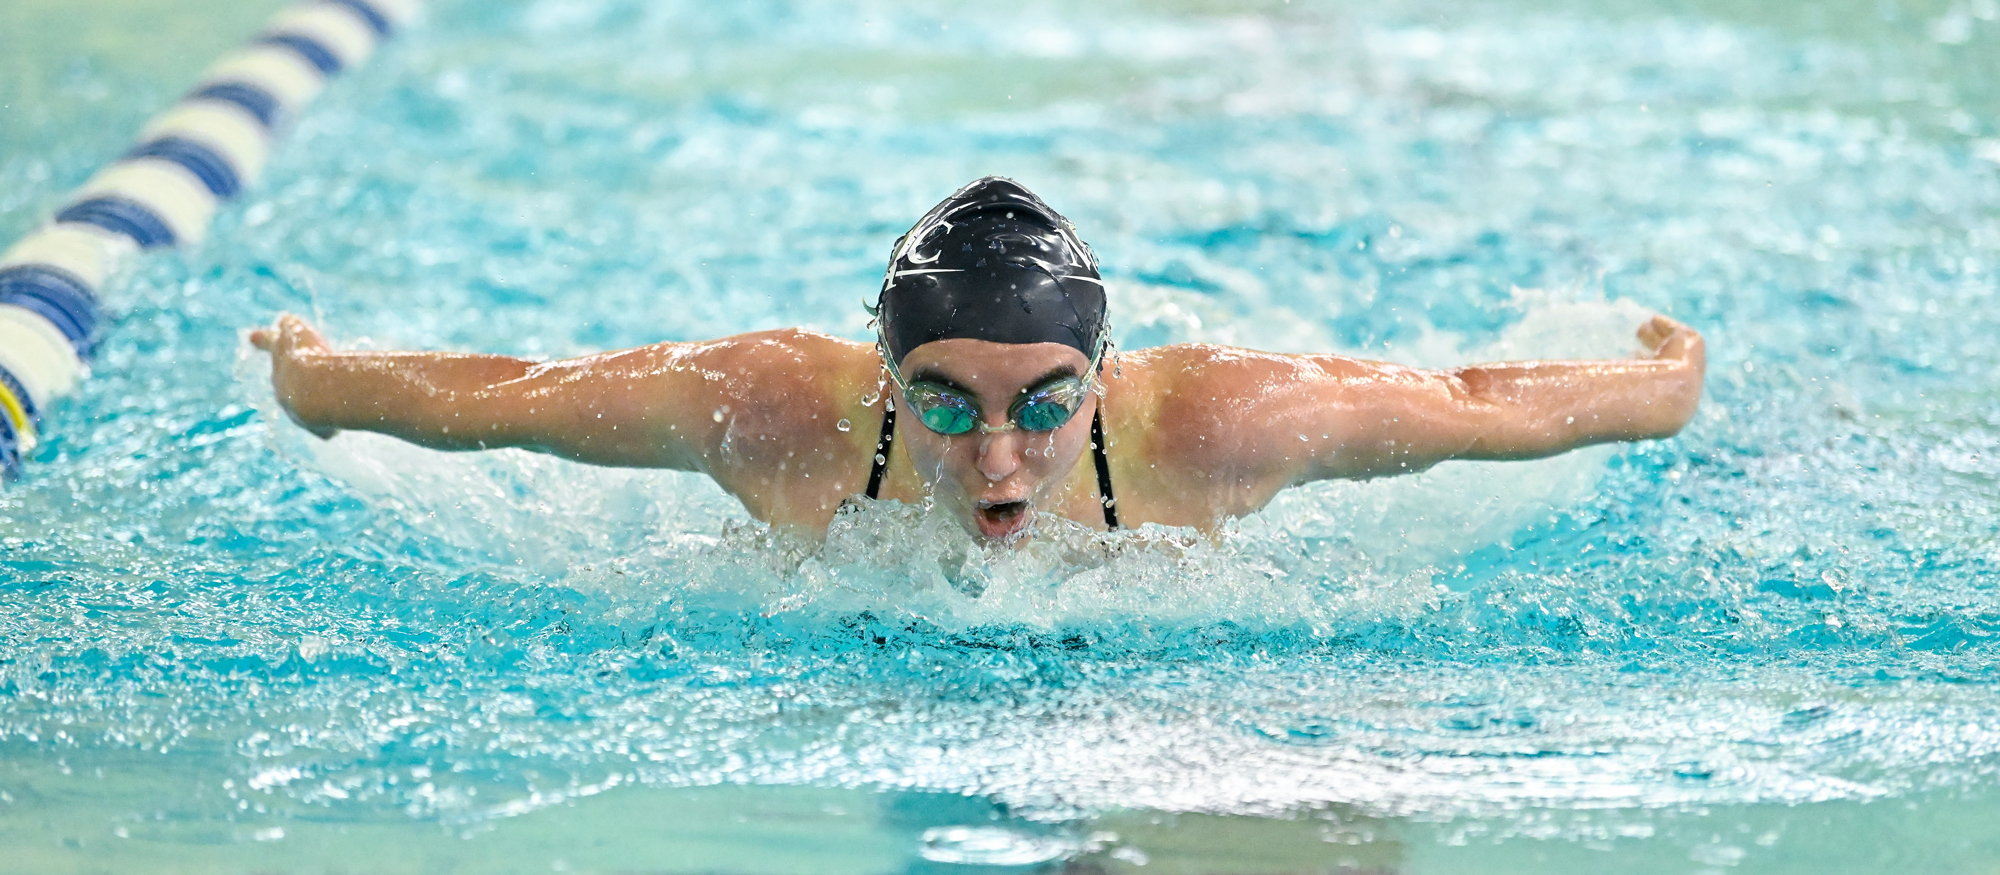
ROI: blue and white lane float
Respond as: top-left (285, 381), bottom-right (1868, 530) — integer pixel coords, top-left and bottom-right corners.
top-left (0, 0), bottom-right (416, 478)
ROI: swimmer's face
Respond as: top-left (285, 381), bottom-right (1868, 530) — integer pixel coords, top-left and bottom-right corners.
top-left (894, 339), bottom-right (1098, 542)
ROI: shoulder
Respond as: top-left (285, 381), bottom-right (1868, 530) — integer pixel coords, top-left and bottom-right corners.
top-left (1098, 344), bottom-right (1391, 524)
top-left (668, 329), bottom-right (886, 525)
top-left (1108, 343), bottom-right (1364, 434)
top-left (1116, 343), bottom-right (1378, 388)
top-left (652, 328), bottom-right (879, 442)
top-left (637, 327), bottom-right (873, 376)
top-left (553, 328), bottom-right (877, 422)
top-left (1094, 345), bottom-right (1288, 523)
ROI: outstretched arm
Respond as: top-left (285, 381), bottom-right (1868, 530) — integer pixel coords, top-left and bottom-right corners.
top-left (247, 314), bottom-right (869, 473)
top-left (1313, 314), bottom-right (1703, 478)
top-left (1415, 314), bottom-right (1705, 463)
top-left (1144, 315), bottom-right (1705, 513)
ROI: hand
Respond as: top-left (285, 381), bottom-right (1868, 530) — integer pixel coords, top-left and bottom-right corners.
top-left (1635, 314), bottom-right (1706, 436)
top-left (249, 313), bottom-right (338, 439)
top-left (1637, 314), bottom-right (1704, 370)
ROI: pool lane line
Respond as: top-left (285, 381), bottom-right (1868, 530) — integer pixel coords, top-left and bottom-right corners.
top-left (0, 0), bottom-right (417, 479)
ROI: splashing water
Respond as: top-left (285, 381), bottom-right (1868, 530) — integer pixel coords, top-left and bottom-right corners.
top-left (4, 0), bottom-right (2000, 870)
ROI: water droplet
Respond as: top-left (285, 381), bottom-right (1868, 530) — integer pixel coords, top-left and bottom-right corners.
top-left (1298, 433), bottom-right (1310, 441)
top-left (874, 453), bottom-right (887, 465)
top-left (837, 418), bottom-right (852, 432)
top-left (712, 405), bottom-right (729, 422)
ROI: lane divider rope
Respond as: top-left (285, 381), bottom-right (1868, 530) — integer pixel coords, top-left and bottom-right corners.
top-left (0, 0), bottom-right (418, 479)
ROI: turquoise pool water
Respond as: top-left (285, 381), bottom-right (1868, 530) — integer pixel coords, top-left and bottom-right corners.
top-left (5, 0), bottom-right (2000, 871)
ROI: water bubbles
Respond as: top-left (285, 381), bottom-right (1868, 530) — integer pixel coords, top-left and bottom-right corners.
top-left (919, 826), bottom-right (1080, 865)
top-left (8, 0), bottom-right (2000, 858)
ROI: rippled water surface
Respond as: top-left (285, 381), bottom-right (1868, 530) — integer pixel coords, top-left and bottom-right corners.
top-left (5, 0), bottom-right (2000, 871)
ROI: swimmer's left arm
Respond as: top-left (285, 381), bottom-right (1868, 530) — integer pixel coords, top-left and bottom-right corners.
top-left (1301, 315), bottom-right (1706, 480)
top-left (1155, 316), bottom-right (1704, 507)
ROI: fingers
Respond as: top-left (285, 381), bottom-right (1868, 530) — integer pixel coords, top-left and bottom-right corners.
top-left (254, 315), bottom-right (341, 441)
top-left (1635, 315), bottom-right (1685, 352)
top-left (1635, 315), bottom-right (1677, 351)
top-left (249, 314), bottom-right (330, 356)
top-left (289, 315), bottom-right (329, 353)
top-left (1635, 314), bottom-right (1703, 367)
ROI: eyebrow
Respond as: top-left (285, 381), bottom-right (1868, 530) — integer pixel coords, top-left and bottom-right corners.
top-left (1019, 364), bottom-right (1081, 393)
top-left (906, 364), bottom-right (1081, 399)
top-left (907, 368), bottom-right (975, 395)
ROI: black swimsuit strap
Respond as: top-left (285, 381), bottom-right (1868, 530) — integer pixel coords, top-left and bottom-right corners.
top-left (1092, 408), bottom-right (1119, 529)
top-left (864, 402), bottom-right (895, 500)
top-left (865, 401), bottom-right (1116, 530)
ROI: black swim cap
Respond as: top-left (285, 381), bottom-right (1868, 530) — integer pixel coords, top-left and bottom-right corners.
top-left (876, 177), bottom-right (1106, 365)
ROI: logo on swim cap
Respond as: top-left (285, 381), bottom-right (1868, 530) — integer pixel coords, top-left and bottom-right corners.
top-left (875, 176), bottom-right (1106, 365)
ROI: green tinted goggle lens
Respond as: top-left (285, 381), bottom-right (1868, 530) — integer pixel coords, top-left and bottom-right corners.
top-left (1015, 397), bottom-right (1075, 432)
top-left (906, 378), bottom-right (1087, 436)
top-left (919, 402), bottom-right (977, 435)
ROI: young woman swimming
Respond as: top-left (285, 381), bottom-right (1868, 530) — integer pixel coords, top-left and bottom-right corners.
top-left (250, 177), bottom-right (1706, 542)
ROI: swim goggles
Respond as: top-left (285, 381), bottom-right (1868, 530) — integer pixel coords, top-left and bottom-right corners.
top-left (876, 324), bottom-right (1111, 437)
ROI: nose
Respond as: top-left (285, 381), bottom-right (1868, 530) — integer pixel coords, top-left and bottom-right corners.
top-left (975, 430), bottom-right (1023, 483)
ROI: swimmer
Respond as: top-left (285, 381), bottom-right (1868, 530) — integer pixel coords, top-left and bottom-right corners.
top-left (250, 177), bottom-right (1705, 542)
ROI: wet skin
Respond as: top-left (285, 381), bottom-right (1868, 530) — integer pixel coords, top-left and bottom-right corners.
top-left (250, 313), bottom-right (1706, 541)
top-left (888, 339), bottom-right (1103, 541)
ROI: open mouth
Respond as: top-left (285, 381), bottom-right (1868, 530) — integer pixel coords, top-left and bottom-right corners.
top-left (974, 499), bottom-right (1031, 540)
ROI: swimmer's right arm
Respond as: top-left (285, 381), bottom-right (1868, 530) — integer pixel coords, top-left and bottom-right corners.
top-left (247, 314), bottom-right (861, 473)
top-left (250, 313), bottom-right (688, 466)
